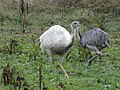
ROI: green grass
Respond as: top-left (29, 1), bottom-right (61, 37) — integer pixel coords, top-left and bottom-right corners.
top-left (0, 29), bottom-right (120, 90)
top-left (0, 1), bottom-right (120, 89)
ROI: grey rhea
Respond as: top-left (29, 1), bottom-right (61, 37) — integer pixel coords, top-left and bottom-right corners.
top-left (71, 21), bottom-right (110, 65)
top-left (38, 24), bottom-right (78, 78)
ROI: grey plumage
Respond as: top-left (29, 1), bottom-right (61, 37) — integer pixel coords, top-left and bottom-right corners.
top-left (81, 28), bottom-right (110, 50)
top-left (82, 28), bottom-right (110, 65)
top-left (71, 21), bottom-right (110, 65)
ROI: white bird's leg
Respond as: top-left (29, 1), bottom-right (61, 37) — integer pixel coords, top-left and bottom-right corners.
top-left (86, 45), bottom-right (102, 65)
top-left (49, 51), bottom-right (54, 72)
top-left (59, 55), bottom-right (69, 79)
top-left (50, 52), bottom-right (54, 64)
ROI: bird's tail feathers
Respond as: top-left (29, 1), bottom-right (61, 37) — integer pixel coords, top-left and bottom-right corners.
top-left (65, 36), bottom-right (74, 51)
top-left (35, 37), bottom-right (40, 42)
top-left (105, 40), bottom-right (111, 47)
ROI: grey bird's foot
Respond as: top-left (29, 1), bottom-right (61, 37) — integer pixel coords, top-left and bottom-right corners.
top-left (88, 55), bottom-right (98, 66)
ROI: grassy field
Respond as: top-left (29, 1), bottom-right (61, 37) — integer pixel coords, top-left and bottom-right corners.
top-left (0, 0), bottom-right (120, 90)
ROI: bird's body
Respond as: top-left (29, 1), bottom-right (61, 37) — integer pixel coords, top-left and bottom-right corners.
top-left (81, 28), bottom-right (110, 50)
top-left (39, 25), bottom-right (75, 78)
top-left (80, 27), bottom-right (110, 65)
top-left (40, 25), bottom-right (73, 55)
top-left (71, 21), bottom-right (110, 65)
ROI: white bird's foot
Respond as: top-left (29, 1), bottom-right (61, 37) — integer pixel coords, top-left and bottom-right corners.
top-left (59, 64), bottom-right (69, 79)
top-left (65, 72), bottom-right (69, 79)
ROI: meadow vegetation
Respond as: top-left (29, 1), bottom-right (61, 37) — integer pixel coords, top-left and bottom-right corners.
top-left (0, 0), bottom-right (120, 90)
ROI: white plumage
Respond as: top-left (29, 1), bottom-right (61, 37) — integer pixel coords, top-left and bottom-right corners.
top-left (38, 24), bottom-right (76, 78)
top-left (40, 25), bottom-right (72, 52)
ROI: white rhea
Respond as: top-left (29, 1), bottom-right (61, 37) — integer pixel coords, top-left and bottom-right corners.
top-left (38, 24), bottom-right (78, 78)
top-left (71, 21), bottom-right (110, 65)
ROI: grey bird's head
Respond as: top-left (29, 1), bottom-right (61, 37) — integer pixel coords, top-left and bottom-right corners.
top-left (70, 21), bottom-right (80, 30)
top-left (70, 21), bottom-right (81, 41)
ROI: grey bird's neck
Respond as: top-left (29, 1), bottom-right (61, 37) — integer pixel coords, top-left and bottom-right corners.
top-left (72, 26), bottom-right (82, 41)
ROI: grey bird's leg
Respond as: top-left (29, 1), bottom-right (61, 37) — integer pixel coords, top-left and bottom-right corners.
top-left (98, 50), bottom-right (102, 65)
top-left (59, 55), bottom-right (69, 79)
top-left (86, 45), bottom-right (102, 65)
top-left (88, 55), bottom-right (98, 65)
